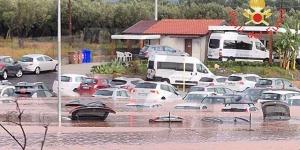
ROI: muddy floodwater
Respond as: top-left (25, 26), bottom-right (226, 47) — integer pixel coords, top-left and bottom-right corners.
top-left (0, 98), bottom-right (300, 150)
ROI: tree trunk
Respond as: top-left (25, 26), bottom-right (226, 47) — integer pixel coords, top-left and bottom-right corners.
top-left (18, 37), bottom-right (24, 48)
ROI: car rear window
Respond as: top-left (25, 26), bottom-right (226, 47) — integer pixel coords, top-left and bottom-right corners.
top-left (61, 76), bottom-right (72, 82)
top-left (95, 90), bottom-right (113, 96)
top-left (83, 78), bottom-right (96, 84)
top-left (200, 77), bottom-right (214, 82)
top-left (15, 86), bottom-right (34, 90)
top-left (110, 80), bottom-right (127, 86)
top-left (135, 83), bottom-right (157, 89)
top-left (228, 76), bottom-right (242, 81)
top-left (20, 57), bottom-right (33, 62)
top-left (262, 93), bottom-right (281, 100)
top-left (209, 39), bottom-right (220, 49)
top-left (189, 87), bottom-right (205, 92)
top-left (257, 79), bottom-right (272, 85)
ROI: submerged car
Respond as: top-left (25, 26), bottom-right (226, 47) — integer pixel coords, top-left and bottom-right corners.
top-left (188, 85), bottom-right (234, 96)
top-left (92, 88), bottom-right (130, 100)
top-left (225, 74), bottom-right (261, 91)
top-left (287, 95), bottom-right (300, 106)
top-left (255, 78), bottom-right (300, 91)
top-left (237, 88), bottom-right (268, 102)
top-left (131, 82), bottom-right (182, 102)
top-left (262, 101), bottom-right (290, 121)
top-left (53, 74), bottom-right (87, 97)
top-left (257, 90), bottom-right (300, 104)
top-left (77, 77), bottom-right (110, 96)
top-left (198, 76), bottom-right (227, 86)
top-left (175, 91), bottom-right (212, 109)
top-left (66, 100), bottom-right (116, 120)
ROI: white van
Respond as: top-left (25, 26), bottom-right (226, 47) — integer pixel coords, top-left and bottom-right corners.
top-left (146, 55), bottom-right (214, 85)
top-left (208, 32), bottom-right (269, 62)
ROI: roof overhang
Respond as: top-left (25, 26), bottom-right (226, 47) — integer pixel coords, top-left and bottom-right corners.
top-left (209, 26), bottom-right (300, 34)
top-left (111, 34), bottom-right (161, 40)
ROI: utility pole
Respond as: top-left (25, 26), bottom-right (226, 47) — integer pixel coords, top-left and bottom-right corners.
top-left (58, 0), bottom-right (62, 127)
top-left (68, 0), bottom-right (72, 45)
top-left (155, 0), bottom-right (158, 20)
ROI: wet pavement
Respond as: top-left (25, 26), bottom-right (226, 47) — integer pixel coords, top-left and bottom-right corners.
top-left (0, 98), bottom-right (300, 149)
top-left (6, 71), bottom-right (57, 90)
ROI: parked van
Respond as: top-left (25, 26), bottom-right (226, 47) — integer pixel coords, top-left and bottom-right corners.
top-left (208, 32), bottom-right (269, 62)
top-left (146, 55), bottom-right (214, 85)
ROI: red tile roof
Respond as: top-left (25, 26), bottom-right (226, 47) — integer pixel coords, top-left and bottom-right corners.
top-left (123, 20), bottom-right (157, 34)
top-left (144, 19), bottom-right (225, 36)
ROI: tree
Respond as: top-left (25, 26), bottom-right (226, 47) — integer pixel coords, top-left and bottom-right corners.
top-left (274, 23), bottom-right (300, 70)
top-left (1, 0), bottom-right (52, 47)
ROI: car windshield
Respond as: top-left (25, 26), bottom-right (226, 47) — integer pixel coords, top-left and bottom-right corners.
top-left (184, 94), bottom-right (207, 101)
top-left (288, 99), bottom-right (300, 106)
top-left (243, 89), bottom-right (264, 100)
top-left (257, 79), bottom-right (272, 85)
top-left (261, 93), bottom-right (281, 100)
top-left (15, 85), bottom-right (34, 90)
top-left (19, 57), bottom-right (33, 62)
top-left (135, 83), bottom-right (157, 89)
top-left (189, 87), bottom-right (205, 92)
top-left (200, 77), bottom-right (213, 82)
top-left (228, 76), bottom-right (242, 81)
top-left (95, 90), bottom-right (113, 96)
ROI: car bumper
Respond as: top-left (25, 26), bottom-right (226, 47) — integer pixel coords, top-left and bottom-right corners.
top-left (22, 66), bottom-right (36, 72)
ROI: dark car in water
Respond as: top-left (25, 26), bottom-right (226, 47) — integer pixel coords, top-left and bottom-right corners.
top-left (262, 101), bottom-right (290, 121)
top-left (65, 100), bottom-right (116, 120)
top-left (0, 56), bottom-right (23, 80)
top-left (255, 78), bottom-right (300, 92)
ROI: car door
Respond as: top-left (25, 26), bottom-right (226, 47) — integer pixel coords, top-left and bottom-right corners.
top-left (36, 56), bottom-right (47, 71)
top-left (116, 90), bottom-right (130, 100)
top-left (167, 84), bottom-right (181, 100)
top-left (44, 56), bottom-right (55, 71)
top-left (282, 80), bottom-right (293, 90)
top-left (274, 79), bottom-right (284, 89)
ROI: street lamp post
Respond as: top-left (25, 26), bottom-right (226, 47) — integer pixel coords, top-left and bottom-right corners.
top-left (57, 0), bottom-right (62, 127)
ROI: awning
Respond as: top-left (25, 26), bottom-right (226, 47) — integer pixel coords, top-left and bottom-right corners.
top-left (111, 34), bottom-right (161, 40)
top-left (209, 26), bottom-right (300, 34)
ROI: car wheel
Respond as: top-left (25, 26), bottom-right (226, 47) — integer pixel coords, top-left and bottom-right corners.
top-left (227, 57), bottom-right (235, 61)
top-left (35, 67), bottom-right (40, 75)
top-left (16, 69), bottom-right (23, 78)
top-left (202, 106), bottom-right (208, 110)
top-left (54, 64), bottom-right (58, 72)
top-left (2, 70), bottom-right (8, 80)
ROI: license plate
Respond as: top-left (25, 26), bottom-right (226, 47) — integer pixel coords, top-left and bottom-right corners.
top-left (82, 86), bottom-right (90, 89)
top-left (138, 93), bottom-right (147, 96)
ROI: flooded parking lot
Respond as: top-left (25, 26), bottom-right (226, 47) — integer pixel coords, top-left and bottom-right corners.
top-left (1, 98), bottom-right (300, 149)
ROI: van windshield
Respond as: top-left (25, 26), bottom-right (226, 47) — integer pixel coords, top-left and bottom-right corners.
top-left (209, 39), bottom-right (220, 49)
top-left (148, 61), bottom-right (154, 69)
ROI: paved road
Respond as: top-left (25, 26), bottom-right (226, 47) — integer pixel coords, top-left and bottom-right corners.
top-left (6, 71), bottom-right (57, 90)
top-left (4, 63), bottom-right (99, 90)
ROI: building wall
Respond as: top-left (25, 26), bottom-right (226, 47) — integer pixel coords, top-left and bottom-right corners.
top-left (160, 36), bottom-right (185, 52)
top-left (149, 36), bottom-right (208, 62)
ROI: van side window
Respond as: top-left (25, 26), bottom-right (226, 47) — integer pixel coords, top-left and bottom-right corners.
top-left (148, 61), bottom-right (154, 69)
top-left (178, 63), bottom-right (193, 72)
top-left (209, 39), bottom-right (220, 49)
top-left (224, 40), bottom-right (252, 50)
top-left (196, 64), bottom-right (208, 73)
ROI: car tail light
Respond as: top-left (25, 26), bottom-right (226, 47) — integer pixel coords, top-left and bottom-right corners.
top-left (239, 81), bottom-right (244, 85)
top-left (150, 90), bottom-right (159, 94)
top-left (208, 83), bottom-right (214, 86)
top-left (131, 89), bottom-right (136, 93)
